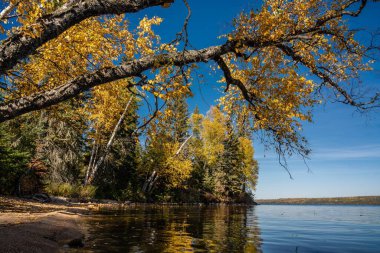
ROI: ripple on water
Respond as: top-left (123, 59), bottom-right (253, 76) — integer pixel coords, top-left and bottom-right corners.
top-left (69, 205), bottom-right (380, 253)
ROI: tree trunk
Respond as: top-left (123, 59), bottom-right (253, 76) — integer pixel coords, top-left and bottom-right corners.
top-left (85, 96), bottom-right (134, 185)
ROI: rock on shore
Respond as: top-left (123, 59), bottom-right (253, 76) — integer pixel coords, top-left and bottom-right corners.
top-left (0, 212), bottom-right (84, 253)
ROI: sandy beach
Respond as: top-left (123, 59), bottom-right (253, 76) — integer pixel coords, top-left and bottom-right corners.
top-left (0, 196), bottom-right (101, 253)
top-left (0, 211), bottom-right (84, 253)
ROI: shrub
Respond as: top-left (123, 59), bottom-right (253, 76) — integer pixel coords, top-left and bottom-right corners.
top-left (45, 182), bottom-right (78, 197)
top-left (45, 183), bottom-right (60, 196)
top-left (79, 185), bottom-right (97, 199)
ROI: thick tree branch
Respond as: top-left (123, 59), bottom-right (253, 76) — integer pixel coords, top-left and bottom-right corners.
top-left (0, 0), bottom-right (375, 122)
top-left (214, 55), bottom-right (259, 107)
top-left (0, 41), bottom-right (240, 122)
top-left (0, 0), bottom-right (174, 75)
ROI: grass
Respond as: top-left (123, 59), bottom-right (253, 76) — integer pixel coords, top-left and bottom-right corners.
top-left (45, 183), bottom-right (97, 199)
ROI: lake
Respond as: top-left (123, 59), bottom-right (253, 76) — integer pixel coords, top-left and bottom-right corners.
top-left (72, 205), bottom-right (380, 253)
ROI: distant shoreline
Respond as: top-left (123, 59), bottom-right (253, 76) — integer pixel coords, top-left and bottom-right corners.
top-left (256, 196), bottom-right (380, 205)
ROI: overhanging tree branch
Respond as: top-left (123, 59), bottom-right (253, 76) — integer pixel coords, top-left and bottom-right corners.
top-left (214, 55), bottom-right (260, 107)
top-left (277, 44), bottom-right (380, 109)
top-left (0, 0), bottom-right (174, 75)
top-left (0, 41), bottom-right (239, 122)
top-left (0, 0), bottom-right (377, 123)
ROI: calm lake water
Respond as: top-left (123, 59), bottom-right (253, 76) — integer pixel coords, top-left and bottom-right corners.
top-left (72, 205), bottom-right (380, 253)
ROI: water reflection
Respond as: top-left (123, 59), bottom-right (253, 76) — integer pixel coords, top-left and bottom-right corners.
top-left (72, 205), bottom-right (380, 253)
top-left (79, 205), bottom-right (262, 253)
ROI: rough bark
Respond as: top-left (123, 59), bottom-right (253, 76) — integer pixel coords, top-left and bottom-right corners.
top-left (0, 0), bottom-right (174, 75)
top-left (0, 41), bottom-right (240, 122)
top-left (0, 2), bottom-right (17, 21)
top-left (0, 0), bottom-right (373, 123)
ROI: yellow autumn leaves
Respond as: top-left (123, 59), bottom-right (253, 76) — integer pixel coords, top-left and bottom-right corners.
top-left (1, 0), bottom-right (372, 157)
top-left (6, 8), bottom-right (166, 141)
top-left (218, 0), bottom-right (370, 148)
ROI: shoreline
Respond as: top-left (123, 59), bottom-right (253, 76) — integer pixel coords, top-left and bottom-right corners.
top-left (0, 195), bottom-right (256, 252)
top-left (1, 195), bottom-right (379, 252)
top-left (256, 196), bottom-right (380, 205)
top-left (0, 211), bottom-right (85, 253)
top-left (0, 196), bottom-right (126, 253)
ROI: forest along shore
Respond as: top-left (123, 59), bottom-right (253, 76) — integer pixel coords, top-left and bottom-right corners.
top-left (256, 196), bottom-right (380, 205)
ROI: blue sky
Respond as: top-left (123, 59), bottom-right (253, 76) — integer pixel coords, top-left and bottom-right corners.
top-left (134, 0), bottom-right (380, 199)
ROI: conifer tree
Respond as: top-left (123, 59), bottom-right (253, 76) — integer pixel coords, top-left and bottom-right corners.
top-left (166, 96), bottom-right (190, 143)
top-left (0, 125), bottom-right (29, 194)
top-left (221, 130), bottom-right (244, 199)
top-left (95, 98), bottom-right (140, 199)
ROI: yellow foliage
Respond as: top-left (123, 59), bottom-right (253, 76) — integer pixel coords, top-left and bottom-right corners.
top-left (238, 137), bottom-right (258, 190)
top-left (85, 80), bottom-right (135, 141)
top-left (2, 0), bottom-right (371, 160)
top-left (7, 10), bottom-right (162, 143)
top-left (201, 107), bottom-right (226, 165)
top-left (216, 0), bottom-right (371, 149)
top-left (144, 115), bottom-right (193, 190)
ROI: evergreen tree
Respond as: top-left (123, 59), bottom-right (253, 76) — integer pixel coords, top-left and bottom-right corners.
top-left (0, 125), bottom-right (30, 194)
top-left (41, 112), bottom-right (85, 185)
top-left (191, 106), bottom-right (202, 139)
top-left (166, 96), bottom-right (189, 142)
top-left (187, 106), bottom-right (206, 198)
top-left (94, 98), bottom-right (140, 200)
top-left (221, 131), bottom-right (244, 199)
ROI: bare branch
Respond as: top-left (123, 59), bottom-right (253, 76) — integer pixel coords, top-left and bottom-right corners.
top-left (277, 44), bottom-right (380, 110)
top-left (175, 134), bottom-right (192, 155)
top-left (0, 2), bottom-right (18, 21)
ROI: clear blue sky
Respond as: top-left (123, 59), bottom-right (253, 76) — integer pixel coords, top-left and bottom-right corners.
top-left (132, 0), bottom-right (380, 199)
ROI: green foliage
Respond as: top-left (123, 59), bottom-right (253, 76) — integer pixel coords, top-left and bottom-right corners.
top-left (184, 106), bottom-right (259, 203)
top-left (45, 182), bottom-right (75, 197)
top-left (116, 184), bottom-right (146, 202)
top-left (0, 124), bottom-right (30, 195)
top-left (1, 89), bottom-right (258, 203)
top-left (45, 183), bottom-right (97, 199)
top-left (139, 96), bottom-right (193, 201)
top-left (166, 97), bottom-right (189, 142)
top-left (79, 185), bottom-right (97, 199)
top-left (93, 97), bottom-right (140, 200)
top-left (221, 132), bottom-right (244, 198)
top-left (136, 103), bottom-right (259, 203)
top-left (41, 112), bottom-right (85, 185)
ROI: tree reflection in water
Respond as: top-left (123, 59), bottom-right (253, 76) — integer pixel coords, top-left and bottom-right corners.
top-left (79, 205), bottom-right (262, 253)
